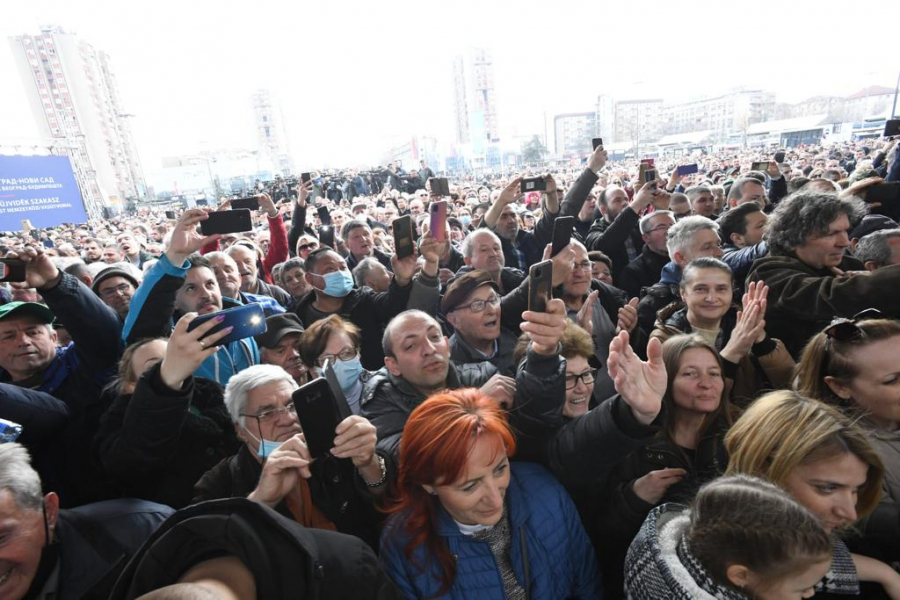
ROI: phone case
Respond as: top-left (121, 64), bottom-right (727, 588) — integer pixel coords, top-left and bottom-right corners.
top-left (430, 201), bottom-right (448, 242)
top-left (392, 216), bottom-right (415, 259)
top-left (551, 216), bottom-right (575, 256)
top-left (528, 260), bottom-right (553, 313)
top-left (292, 378), bottom-right (344, 459)
top-left (200, 210), bottom-right (253, 235)
top-left (186, 302), bottom-right (267, 346)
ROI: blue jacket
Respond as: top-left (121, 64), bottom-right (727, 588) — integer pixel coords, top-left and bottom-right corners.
top-left (380, 462), bottom-right (601, 599)
top-left (122, 254), bottom-right (259, 386)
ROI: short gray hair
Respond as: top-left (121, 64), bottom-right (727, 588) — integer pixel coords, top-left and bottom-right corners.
top-left (0, 444), bottom-right (44, 510)
top-left (727, 178), bottom-right (761, 203)
top-left (353, 257), bottom-right (382, 287)
top-left (766, 192), bottom-right (866, 257)
top-left (639, 210), bottom-right (675, 235)
top-left (854, 229), bottom-right (900, 267)
top-left (685, 185), bottom-right (711, 203)
top-left (223, 364), bottom-right (298, 426)
top-left (382, 309), bottom-right (440, 359)
top-left (666, 215), bottom-right (719, 257)
top-left (460, 229), bottom-right (501, 259)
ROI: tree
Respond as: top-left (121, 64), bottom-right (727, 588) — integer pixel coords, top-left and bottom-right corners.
top-left (521, 135), bottom-right (548, 165)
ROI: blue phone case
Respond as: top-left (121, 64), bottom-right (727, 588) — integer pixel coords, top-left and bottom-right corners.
top-left (186, 303), bottom-right (267, 347)
top-left (677, 164), bottom-right (699, 176)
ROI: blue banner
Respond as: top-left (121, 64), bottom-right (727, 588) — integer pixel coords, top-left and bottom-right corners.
top-left (0, 155), bottom-right (88, 231)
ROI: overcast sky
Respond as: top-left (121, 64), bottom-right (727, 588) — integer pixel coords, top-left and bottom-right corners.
top-left (2, 0), bottom-right (897, 172)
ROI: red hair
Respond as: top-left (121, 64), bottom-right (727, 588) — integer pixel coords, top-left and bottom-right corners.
top-left (385, 388), bottom-right (516, 595)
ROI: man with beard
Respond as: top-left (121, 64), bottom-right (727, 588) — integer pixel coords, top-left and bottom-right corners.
top-left (481, 176), bottom-right (558, 271)
top-left (225, 244), bottom-right (292, 308)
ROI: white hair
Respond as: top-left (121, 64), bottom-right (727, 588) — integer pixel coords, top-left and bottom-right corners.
top-left (460, 228), bottom-right (502, 259)
top-left (223, 364), bottom-right (299, 426)
top-left (666, 215), bottom-right (719, 257)
top-left (0, 444), bottom-right (43, 510)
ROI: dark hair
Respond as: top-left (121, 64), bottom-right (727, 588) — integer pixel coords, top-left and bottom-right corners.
top-left (765, 191), bottom-right (866, 257)
top-left (727, 178), bottom-right (763, 203)
top-left (687, 474), bottom-right (831, 593)
top-left (186, 254), bottom-right (211, 270)
top-left (854, 229), bottom-right (900, 267)
top-left (341, 219), bottom-right (371, 240)
top-left (298, 314), bottom-right (361, 368)
top-left (303, 247), bottom-right (338, 274)
top-left (787, 177), bottom-right (810, 194)
top-left (586, 250), bottom-right (612, 269)
top-left (717, 201), bottom-right (763, 244)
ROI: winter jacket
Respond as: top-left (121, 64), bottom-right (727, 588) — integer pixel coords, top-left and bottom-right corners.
top-left (720, 241), bottom-right (768, 297)
top-left (192, 444), bottom-right (382, 549)
top-left (380, 462), bottom-right (600, 600)
top-left (294, 279), bottom-right (413, 371)
top-left (252, 277), bottom-right (293, 307)
top-left (109, 498), bottom-right (400, 600)
top-left (559, 167), bottom-right (602, 242)
top-left (619, 244), bottom-right (669, 300)
top-left (360, 362), bottom-right (496, 471)
top-left (0, 272), bottom-right (123, 507)
top-left (448, 327), bottom-right (519, 377)
top-left (636, 262), bottom-right (682, 335)
top-left (585, 207), bottom-right (646, 287)
top-left (348, 247), bottom-right (394, 273)
top-left (45, 499), bottom-right (173, 600)
top-left (452, 265), bottom-right (527, 296)
top-left (650, 304), bottom-right (794, 407)
top-left (856, 418), bottom-right (900, 563)
top-left (748, 254), bottom-right (900, 358)
top-left (93, 362), bottom-right (240, 508)
top-left (485, 201), bottom-right (555, 272)
top-left (122, 254), bottom-right (261, 386)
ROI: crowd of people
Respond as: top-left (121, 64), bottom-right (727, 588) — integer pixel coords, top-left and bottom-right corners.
top-left (0, 134), bottom-right (899, 599)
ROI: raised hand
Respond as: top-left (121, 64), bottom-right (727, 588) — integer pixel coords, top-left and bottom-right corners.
top-left (248, 434), bottom-right (312, 507)
top-left (608, 332), bottom-right (666, 425)
top-left (166, 208), bottom-right (219, 265)
top-left (720, 302), bottom-right (767, 362)
top-left (8, 246), bottom-right (60, 290)
top-left (632, 468), bottom-right (688, 505)
top-left (479, 374), bottom-right (517, 410)
top-left (159, 311), bottom-right (233, 390)
top-left (616, 297), bottom-right (639, 334)
top-left (576, 290), bottom-right (599, 338)
top-left (521, 297), bottom-right (567, 355)
top-left (497, 177), bottom-right (525, 206)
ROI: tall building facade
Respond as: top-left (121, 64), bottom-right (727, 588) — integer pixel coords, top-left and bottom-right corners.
top-left (9, 25), bottom-right (147, 217)
top-left (251, 89), bottom-right (293, 176)
top-left (660, 90), bottom-right (775, 141)
top-left (452, 49), bottom-right (500, 150)
top-left (615, 99), bottom-right (664, 147)
top-left (594, 94), bottom-right (616, 143)
top-left (553, 112), bottom-right (597, 156)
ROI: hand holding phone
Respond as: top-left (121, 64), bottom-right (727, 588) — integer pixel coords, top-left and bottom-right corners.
top-left (185, 302), bottom-right (267, 347)
top-left (521, 177), bottom-right (547, 193)
top-left (200, 209), bottom-right (253, 236)
top-left (528, 260), bottom-right (553, 313)
top-left (751, 161), bottom-right (770, 172)
top-left (0, 259), bottom-right (27, 283)
top-left (392, 215), bottom-right (415, 259)
top-left (292, 378), bottom-right (345, 459)
top-left (429, 200), bottom-right (448, 242)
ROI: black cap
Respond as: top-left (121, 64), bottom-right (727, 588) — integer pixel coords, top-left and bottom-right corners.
top-left (91, 266), bottom-right (139, 295)
top-left (254, 313), bottom-right (305, 349)
top-left (850, 214), bottom-right (899, 241)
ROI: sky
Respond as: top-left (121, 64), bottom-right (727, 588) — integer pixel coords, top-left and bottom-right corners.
top-left (2, 0), bottom-right (898, 176)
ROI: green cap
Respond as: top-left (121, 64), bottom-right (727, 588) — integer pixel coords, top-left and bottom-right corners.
top-left (0, 302), bottom-right (55, 324)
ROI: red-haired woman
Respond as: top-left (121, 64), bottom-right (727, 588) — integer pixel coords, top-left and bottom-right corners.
top-left (380, 389), bottom-right (600, 599)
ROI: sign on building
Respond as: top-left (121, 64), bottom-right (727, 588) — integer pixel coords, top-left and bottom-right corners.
top-left (0, 155), bottom-right (88, 231)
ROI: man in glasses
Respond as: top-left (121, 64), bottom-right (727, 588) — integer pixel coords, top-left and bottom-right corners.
top-left (619, 211), bottom-right (674, 299)
top-left (442, 269), bottom-right (518, 376)
top-left (91, 265), bottom-right (140, 320)
top-left (748, 191), bottom-right (900, 358)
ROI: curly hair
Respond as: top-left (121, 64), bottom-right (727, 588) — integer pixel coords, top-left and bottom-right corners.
top-left (764, 191), bottom-right (866, 257)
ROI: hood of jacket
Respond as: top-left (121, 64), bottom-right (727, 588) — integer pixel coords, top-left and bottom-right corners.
top-left (658, 262), bottom-right (683, 285)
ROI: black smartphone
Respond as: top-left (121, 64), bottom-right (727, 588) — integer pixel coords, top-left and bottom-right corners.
top-left (676, 164), bottom-right (699, 176)
top-left (429, 177), bottom-right (450, 197)
top-left (866, 182), bottom-right (900, 203)
top-left (392, 215), bottom-right (415, 259)
top-left (644, 168), bottom-right (658, 182)
top-left (0, 259), bottom-right (27, 283)
top-left (186, 302), bottom-right (267, 346)
top-left (318, 225), bottom-right (335, 249)
top-left (774, 151), bottom-right (786, 164)
top-left (751, 161), bottom-right (770, 172)
top-left (200, 210), bottom-right (253, 236)
top-left (521, 177), bottom-right (547, 193)
top-left (292, 377), bottom-right (344, 459)
top-left (231, 196), bottom-right (260, 211)
top-left (528, 260), bottom-right (553, 313)
top-left (884, 119), bottom-right (900, 138)
top-left (301, 172), bottom-right (312, 184)
top-left (551, 216), bottom-right (575, 257)
top-left (592, 138), bottom-right (604, 150)
top-left (316, 205), bottom-right (331, 225)
top-left (164, 210), bottom-right (176, 220)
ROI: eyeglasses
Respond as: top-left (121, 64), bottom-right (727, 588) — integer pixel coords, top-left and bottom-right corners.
top-left (454, 293), bottom-right (501, 313)
top-left (565, 369), bottom-right (596, 390)
top-left (241, 402), bottom-right (297, 424)
top-left (100, 283), bottom-right (133, 299)
top-left (645, 224), bottom-right (672, 234)
top-left (573, 261), bottom-right (592, 272)
top-left (298, 242), bottom-right (318, 252)
top-left (318, 346), bottom-right (358, 367)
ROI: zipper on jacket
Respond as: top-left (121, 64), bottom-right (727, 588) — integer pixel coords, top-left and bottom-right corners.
top-left (519, 525), bottom-right (531, 600)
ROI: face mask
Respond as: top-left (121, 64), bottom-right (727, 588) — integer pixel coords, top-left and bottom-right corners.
top-left (460, 215), bottom-right (472, 226)
top-left (245, 428), bottom-right (282, 458)
top-left (319, 357), bottom-right (363, 394)
top-left (316, 270), bottom-right (354, 297)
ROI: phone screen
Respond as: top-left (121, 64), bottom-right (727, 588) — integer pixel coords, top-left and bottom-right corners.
top-left (392, 215), bottom-right (415, 259)
top-left (200, 210), bottom-right (253, 235)
top-left (231, 197), bottom-right (260, 211)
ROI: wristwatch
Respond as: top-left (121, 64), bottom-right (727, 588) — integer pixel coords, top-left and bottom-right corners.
top-left (360, 454), bottom-right (387, 488)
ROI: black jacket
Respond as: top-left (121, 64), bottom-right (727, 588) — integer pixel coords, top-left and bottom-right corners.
top-left (109, 498), bottom-right (400, 600)
top-left (487, 201), bottom-right (555, 272)
top-left (559, 167), bottom-right (601, 242)
top-left (636, 281), bottom-right (680, 336)
top-left (360, 362), bottom-right (496, 471)
top-left (347, 247), bottom-right (393, 273)
top-left (294, 280), bottom-right (414, 371)
top-left (585, 207), bottom-right (645, 287)
top-left (193, 444), bottom-right (382, 549)
top-left (619, 245), bottom-right (669, 300)
top-left (94, 363), bottom-right (240, 508)
top-left (448, 327), bottom-right (519, 377)
top-left (452, 265), bottom-right (526, 296)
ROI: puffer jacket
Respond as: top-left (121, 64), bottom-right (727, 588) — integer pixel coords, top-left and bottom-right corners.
top-left (650, 304), bottom-right (794, 407)
top-left (380, 462), bottom-right (600, 600)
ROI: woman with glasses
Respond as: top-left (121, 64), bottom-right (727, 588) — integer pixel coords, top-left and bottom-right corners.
top-left (298, 315), bottom-right (370, 415)
top-left (651, 257), bottom-right (794, 407)
top-left (795, 310), bottom-right (900, 564)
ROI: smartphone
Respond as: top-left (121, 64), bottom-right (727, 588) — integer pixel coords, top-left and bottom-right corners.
top-left (200, 209), bottom-right (253, 236)
top-left (429, 200), bottom-right (448, 242)
top-left (592, 138), bottom-right (604, 150)
top-left (0, 259), bottom-right (27, 283)
top-left (316, 204), bottom-right (331, 225)
top-left (644, 168), bottom-right (658, 183)
top-left (676, 164), bottom-right (699, 176)
top-left (392, 215), bottom-right (415, 259)
top-left (751, 161), bottom-right (770, 172)
top-left (866, 182), bottom-right (900, 203)
top-left (301, 172), bottom-right (312, 184)
top-left (165, 210), bottom-right (176, 220)
top-left (884, 119), bottom-right (900, 138)
top-left (640, 158), bottom-right (655, 167)
top-left (230, 196), bottom-right (260, 211)
top-left (292, 377), bottom-right (344, 459)
top-left (527, 260), bottom-right (553, 313)
top-left (429, 177), bottom-right (451, 197)
top-left (186, 302), bottom-right (267, 347)
top-left (318, 225), bottom-right (335, 249)
top-left (551, 216), bottom-right (575, 257)
top-left (521, 177), bottom-right (547, 193)
top-left (774, 151), bottom-right (786, 164)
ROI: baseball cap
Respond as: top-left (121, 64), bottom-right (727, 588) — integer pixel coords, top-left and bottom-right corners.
top-left (850, 214), bottom-right (899, 241)
top-left (0, 301), bottom-right (55, 324)
top-left (91, 266), bottom-right (140, 295)
top-left (254, 313), bottom-right (305, 349)
top-left (441, 269), bottom-right (499, 315)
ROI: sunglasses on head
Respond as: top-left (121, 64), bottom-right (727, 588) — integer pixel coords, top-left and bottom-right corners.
top-left (822, 309), bottom-right (884, 365)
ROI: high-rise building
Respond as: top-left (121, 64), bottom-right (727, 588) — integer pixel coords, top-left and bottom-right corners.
top-left (615, 99), bottom-right (664, 147)
top-left (660, 90), bottom-right (775, 142)
top-left (594, 94), bottom-right (616, 143)
top-left (251, 89), bottom-right (293, 176)
top-left (553, 112), bottom-right (597, 157)
top-left (9, 25), bottom-right (147, 218)
top-left (452, 49), bottom-right (500, 150)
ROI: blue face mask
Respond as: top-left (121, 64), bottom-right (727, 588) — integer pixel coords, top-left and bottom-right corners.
top-left (319, 357), bottom-right (363, 394)
top-left (460, 215), bottom-right (472, 227)
top-left (317, 270), bottom-right (354, 298)
top-left (245, 428), bottom-right (282, 458)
